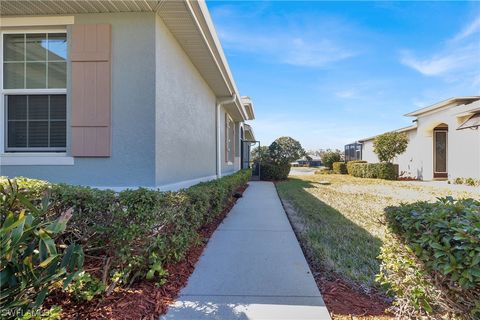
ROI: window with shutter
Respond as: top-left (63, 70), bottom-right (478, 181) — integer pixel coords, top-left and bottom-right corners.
top-left (2, 32), bottom-right (67, 152)
top-left (70, 24), bottom-right (111, 157)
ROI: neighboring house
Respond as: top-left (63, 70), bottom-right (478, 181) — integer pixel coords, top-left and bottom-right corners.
top-left (293, 155), bottom-right (322, 167)
top-left (0, 0), bottom-right (255, 190)
top-left (348, 97), bottom-right (480, 180)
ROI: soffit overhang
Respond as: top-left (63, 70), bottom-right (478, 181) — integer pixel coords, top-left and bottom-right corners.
top-left (1, 0), bottom-right (249, 121)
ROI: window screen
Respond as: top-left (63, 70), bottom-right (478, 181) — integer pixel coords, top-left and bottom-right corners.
top-left (6, 95), bottom-right (66, 151)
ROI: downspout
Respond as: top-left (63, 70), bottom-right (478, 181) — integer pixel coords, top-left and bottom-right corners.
top-left (216, 94), bottom-right (237, 179)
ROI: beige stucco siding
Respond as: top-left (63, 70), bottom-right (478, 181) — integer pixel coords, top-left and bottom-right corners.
top-left (154, 14), bottom-right (218, 187)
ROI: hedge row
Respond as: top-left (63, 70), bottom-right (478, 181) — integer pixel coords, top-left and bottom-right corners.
top-left (1, 170), bottom-right (251, 318)
top-left (332, 162), bottom-right (347, 174)
top-left (378, 198), bottom-right (480, 319)
top-left (346, 160), bottom-right (367, 175)
top-left (259, 162), bottom-right (291, 180)
top-left (350, 162), bottom-right (398, 180)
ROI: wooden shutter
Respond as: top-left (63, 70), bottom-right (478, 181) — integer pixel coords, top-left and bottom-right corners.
top-left (70, 24), bottom-right (111, 157)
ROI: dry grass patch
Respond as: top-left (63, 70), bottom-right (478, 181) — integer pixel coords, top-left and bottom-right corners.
top-left (276, 174), bottom-right (479, 288)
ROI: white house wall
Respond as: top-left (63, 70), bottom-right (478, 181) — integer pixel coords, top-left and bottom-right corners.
top-left (415, 102), bottom-right (480, 180)
top-left (361, 101), bottom-right (480, 180)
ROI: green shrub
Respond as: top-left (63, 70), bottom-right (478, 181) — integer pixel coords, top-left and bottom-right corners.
top-left (1, 170), bottom-right (250, 315)
top-left (0, 180), bottom-right (84, 319)
top-left (66, 271), bottom-right (106, 302)
top-left (346, 160), bottom-right (367, 175)
top-left (260, 162), bottom-right (291, 180)
top-left (320, 150), bottom-right (342, 169)
top-left (453, 177), bottom-right (464, 185)
top-left (378, 198), bottom-right (480, 319)
top-left (350, 162), bottom-right (398, 180)
top-left (332, 162), bottom-right (347, 174)
top-left (465, 178), bottom-right (476, 186)
top-left (373, 131), bottom-right (409, 163)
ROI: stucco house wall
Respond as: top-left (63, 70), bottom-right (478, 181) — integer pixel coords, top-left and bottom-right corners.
top-left (154, 14), bottom-right (217, 188)
top-left (414, 102), bottom-right (480, 180)
top-left (0, 10), bottom-right (253, 189)
top-left (359, 99), bottom-right (480, 180)
top-left (1, 13), bottom-right (157, 187)
top-left (362, 129), bottom-right (421, 179)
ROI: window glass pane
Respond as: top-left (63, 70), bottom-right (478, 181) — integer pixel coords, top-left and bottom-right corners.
top-left (5, 94), bottom-right (66, 151)
top-left (26, 62), bottom-right (46, 88)
top-left (28, 121), bottom-right (49, 147)
top-left (4, 34), bottom-right (25, 61)
top-left (47, 33), bottom-right (67, 61)
top-left (50, 95), bottom-right (66, 119)
top-left (48, 62), bottom-right (66, 88)
top-left (50, 121), bottom-right (66, 147)
top-left (7, 121), bottom-right (27, 148)
top-left (26, 33), bottom-right (47, 61)
top-left (28, 95), bottom-right (49, 120)
top-left (4, 62), bottom-right (25, 89)
top-left (7, 96), bottom-right (27, 120)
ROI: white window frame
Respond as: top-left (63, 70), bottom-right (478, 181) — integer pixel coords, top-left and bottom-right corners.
top-left (0, 28), bottom-right (73, 166)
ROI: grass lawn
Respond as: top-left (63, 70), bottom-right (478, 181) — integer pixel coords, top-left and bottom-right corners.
top-left (276, 174), bottom-right (480, 289)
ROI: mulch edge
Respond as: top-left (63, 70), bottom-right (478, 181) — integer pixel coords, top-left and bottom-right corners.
top-left (46, 184), bottom-right (249, 320)
top-left (273, 182), bottom-right (393, 318)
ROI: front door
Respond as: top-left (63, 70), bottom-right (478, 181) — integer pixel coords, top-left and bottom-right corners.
top-left (433, 129), bottom-right (448, 178)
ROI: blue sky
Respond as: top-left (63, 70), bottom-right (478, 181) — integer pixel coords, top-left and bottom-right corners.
top-left (206, 1), bottom-right (480, 150)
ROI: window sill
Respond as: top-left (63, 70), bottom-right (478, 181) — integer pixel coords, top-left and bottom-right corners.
top-left (0, 153), bottom-right (74, 166)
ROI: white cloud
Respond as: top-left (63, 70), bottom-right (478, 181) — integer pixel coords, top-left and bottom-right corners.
top-left (335, 90), bottom-right (357, 99)
top-left (218, 29), bottom-right (356, 68)
top-left (452, 16), bottom-right (480, 42)
top-left (400, 16), bottom-right (480, 86)
top-left (400, 44), bottom-right (479, 76)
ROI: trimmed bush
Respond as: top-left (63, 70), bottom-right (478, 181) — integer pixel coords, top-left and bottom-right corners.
top-left (350, 162), bottom-right (398, 180)
top-left (346, 160), bottom-right (367, 175)
top-left (0, 170), bottom-right (250, 316)
top-left (378, 198), bottom-right (480, 319)
top-left (260, 162), bottom-right (291, 180)
top-left (332, 162), bottom-right (347, 174)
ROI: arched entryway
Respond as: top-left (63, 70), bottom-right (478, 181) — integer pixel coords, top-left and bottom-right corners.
top-left (433, 124), bottom-right (448, 178)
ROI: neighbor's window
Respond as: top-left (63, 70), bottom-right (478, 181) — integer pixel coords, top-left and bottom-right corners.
top-left (3, 32), bottom-right (67, 152)
top-left (225, 114), bottom-right (235, 163)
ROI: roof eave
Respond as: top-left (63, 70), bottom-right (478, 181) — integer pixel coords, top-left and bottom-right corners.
top-left (404, 96), bottom-right (480, 117)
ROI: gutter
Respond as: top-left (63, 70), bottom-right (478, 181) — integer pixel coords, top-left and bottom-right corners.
top-left (216, 95), bottom-right (236, 178)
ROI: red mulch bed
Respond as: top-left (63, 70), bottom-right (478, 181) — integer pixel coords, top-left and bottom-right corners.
top-left (46, 185), bottom-right (248, 320)
top-left (315, 274), bottom-right (392, 318)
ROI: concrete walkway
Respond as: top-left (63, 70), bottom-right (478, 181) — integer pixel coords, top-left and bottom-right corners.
top-left (161, 181), bottom-right (331, 320)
